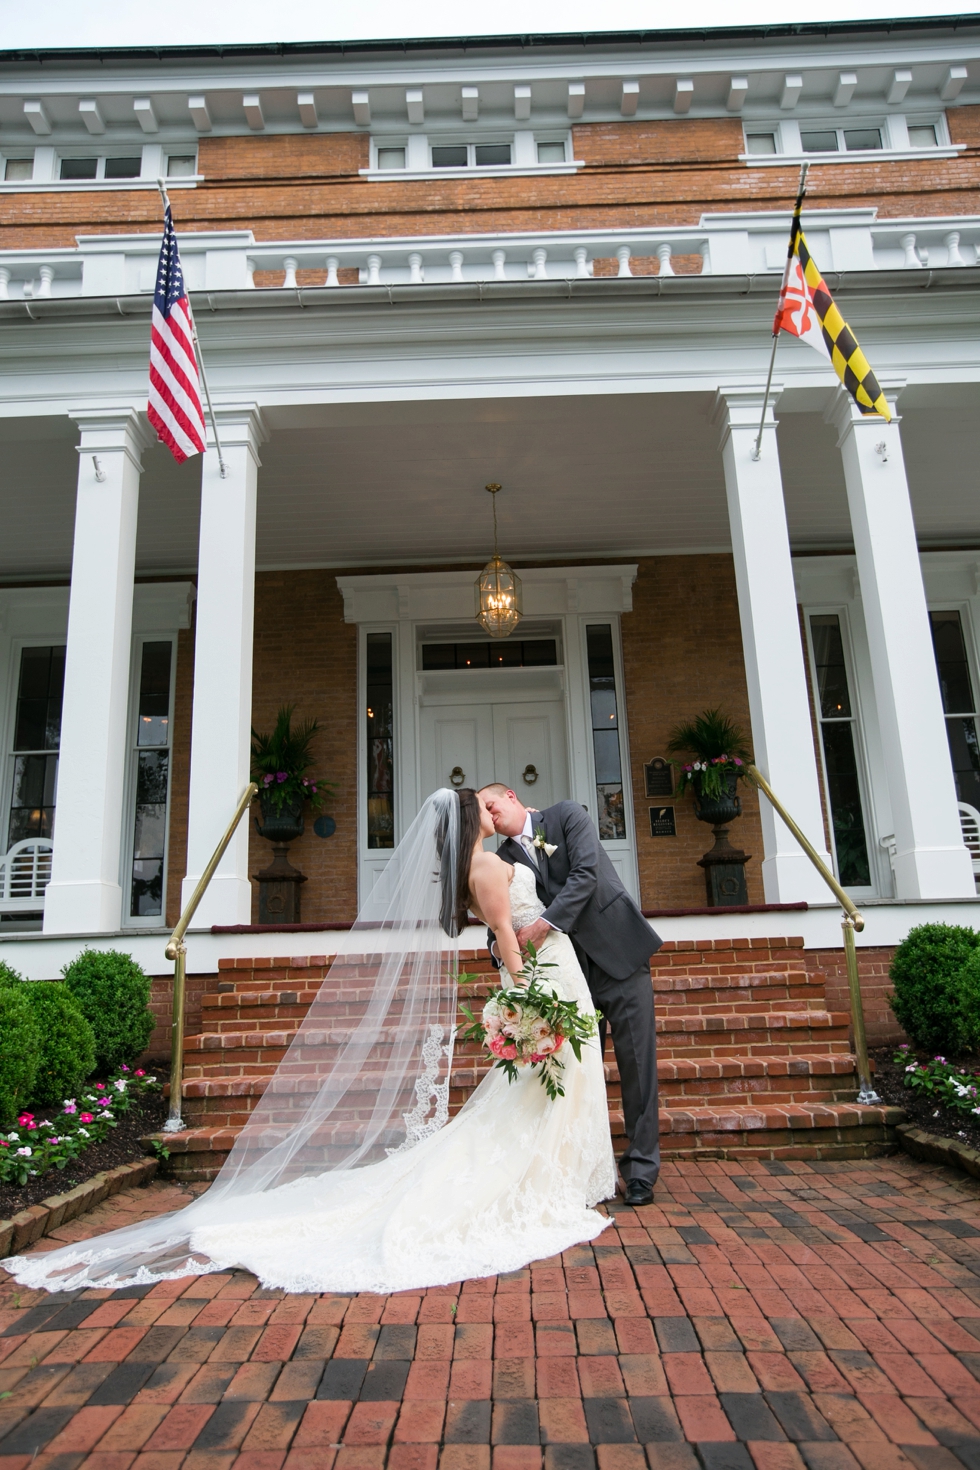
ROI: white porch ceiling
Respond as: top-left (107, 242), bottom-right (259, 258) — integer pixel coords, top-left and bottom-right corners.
top-left (1, 389), bottom-right (978, 581)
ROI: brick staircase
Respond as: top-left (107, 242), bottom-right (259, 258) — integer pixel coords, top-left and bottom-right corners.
top-left (149, 936), bottom-right (904, 1181)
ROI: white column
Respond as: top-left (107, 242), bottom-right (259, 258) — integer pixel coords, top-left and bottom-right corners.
top-left (182, 407), bottom-right (266, 927)
top-left (829, 389), bottom-right (974, 898)
top-left (714, 388), bottom-right (832, 902)
top-left (43, 409), bottom-right (152, 934)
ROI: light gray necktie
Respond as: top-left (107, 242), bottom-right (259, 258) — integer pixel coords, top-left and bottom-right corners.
top-left (520, 834), bottom-right (539, 867)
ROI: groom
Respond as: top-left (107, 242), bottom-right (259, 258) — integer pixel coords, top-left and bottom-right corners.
top-left (479, 784), bottom-right (662, 1205)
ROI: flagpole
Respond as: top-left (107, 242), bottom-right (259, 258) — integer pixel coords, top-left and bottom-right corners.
top-left (749, 161), bottom-right (809, 462)
top-left (156, 181), bottom-right (229, 479)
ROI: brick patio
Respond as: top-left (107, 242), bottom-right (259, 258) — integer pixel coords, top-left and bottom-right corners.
top-left (3, 1153), bottom-right (980, 1468)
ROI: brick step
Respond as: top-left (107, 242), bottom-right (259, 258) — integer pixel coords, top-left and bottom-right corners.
top-left (147, 1098), bottom-right (904, 1182)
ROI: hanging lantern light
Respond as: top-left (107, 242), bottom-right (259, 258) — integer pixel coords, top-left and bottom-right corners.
top-left (475, 483), bottom-right (522, 639)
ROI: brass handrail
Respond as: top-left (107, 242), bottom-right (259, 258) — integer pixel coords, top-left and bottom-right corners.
top-left (745, 764), bottom-right (880, 1105)
top-left (163, 781), bottom-right (259, 1133)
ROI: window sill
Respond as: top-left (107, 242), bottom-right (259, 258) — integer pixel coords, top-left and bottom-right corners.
top-left (360, 162), bottom-right (583, 181)
top-left (0, 176), bottom-right (203, 193)
top-left (741, 146), bottom-right (964, 166)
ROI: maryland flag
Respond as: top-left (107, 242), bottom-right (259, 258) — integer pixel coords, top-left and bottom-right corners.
top-left (774, 203), bottom-right (891, 422)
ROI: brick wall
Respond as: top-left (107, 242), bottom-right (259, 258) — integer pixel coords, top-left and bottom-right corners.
top-left (807, 944), bottom-right (905, 1047)
top-left (621, 554), bottom-right (765, 911)
top-left (4, 113), bottom-right (980, 250)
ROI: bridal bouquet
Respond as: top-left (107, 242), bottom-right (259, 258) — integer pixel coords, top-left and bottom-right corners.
top-left (459, 947), bottom-right (599, 1101)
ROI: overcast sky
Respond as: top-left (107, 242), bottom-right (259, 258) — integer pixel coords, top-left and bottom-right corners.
top-left (0, 0), bottom-right (976, 50)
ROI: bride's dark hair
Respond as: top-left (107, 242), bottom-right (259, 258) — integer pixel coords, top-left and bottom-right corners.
top-left (437, 788), bottom-right (482, 936)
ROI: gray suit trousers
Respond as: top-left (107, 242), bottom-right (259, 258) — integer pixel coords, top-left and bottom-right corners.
top-left (573, 945), bottom-right (660, 1187)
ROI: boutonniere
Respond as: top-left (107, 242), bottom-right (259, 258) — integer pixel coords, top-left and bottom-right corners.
top-left (533, 826), bottom-right (558, 858)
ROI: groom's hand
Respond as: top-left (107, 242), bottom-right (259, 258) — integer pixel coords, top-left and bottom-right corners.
top-left (517, 918), bottom-right (552, 953)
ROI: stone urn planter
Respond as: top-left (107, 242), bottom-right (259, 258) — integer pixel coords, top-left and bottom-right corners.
top-left (253, 795), bottom-right (307, 924)
top-left (693, 769), bottom-right (750, 908)
top-left (667, 710), bottom-right (753, 910)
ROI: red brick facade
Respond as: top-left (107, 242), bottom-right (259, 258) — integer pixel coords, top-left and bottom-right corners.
top-left (4, 111), bottom-right (980, 252)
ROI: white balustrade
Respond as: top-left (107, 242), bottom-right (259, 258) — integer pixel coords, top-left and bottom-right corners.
top-left (945, 230), bottom-right (965, 266)
top-left (899, 232), bottom-right (921, 268)
top-left (3, 213), bottom-right (980, 305)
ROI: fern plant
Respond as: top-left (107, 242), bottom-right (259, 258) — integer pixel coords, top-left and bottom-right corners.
top-left (251, 704), bottom-right (333, 815)
top-left (667, 708), bottom-right (753, 800)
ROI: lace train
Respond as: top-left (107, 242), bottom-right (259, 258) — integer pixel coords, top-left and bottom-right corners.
top-left (5, 866), bottom-right (617, 1295)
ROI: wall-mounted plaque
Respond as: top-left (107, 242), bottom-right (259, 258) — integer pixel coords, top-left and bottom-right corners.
top-left (645, 757), bottom-right (673, 797)
top-left (649, 805), bottom-right (676, 837)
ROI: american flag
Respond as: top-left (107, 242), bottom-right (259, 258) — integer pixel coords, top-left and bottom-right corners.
top-left (148, 205), bottom-right (207, 463)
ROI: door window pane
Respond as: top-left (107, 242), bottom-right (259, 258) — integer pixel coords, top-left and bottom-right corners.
top-left (7, 646), bottom-right (65, 851)
top-left (367, 633), bottom-right (394, 849)
top-left (808, 615), bottom-right (871, 887)
top-left (586, 625), bottom-right (626, 839)
top-left (128, 641), bottom-right (173, 918)
top-left (929, 611), bottom-right (980, 807)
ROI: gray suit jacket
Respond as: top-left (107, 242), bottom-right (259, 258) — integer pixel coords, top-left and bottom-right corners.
top-left (491, 801), bottom-right (662, 982)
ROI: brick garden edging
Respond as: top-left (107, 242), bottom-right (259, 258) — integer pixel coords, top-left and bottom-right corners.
top-left (0, 1157), bottom-right (157, 1258)
top-left (897, 1120), bottom-right (980, 1180)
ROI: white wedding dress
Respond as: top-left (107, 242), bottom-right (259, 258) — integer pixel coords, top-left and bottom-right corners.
top-left (186, 865), bottom-right (616, 1293)
top-left (4, 862), bottom-right (615, 1297)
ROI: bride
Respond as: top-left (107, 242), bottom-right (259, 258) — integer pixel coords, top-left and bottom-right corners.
top-left (2, 788), bottom-right (615, 1296)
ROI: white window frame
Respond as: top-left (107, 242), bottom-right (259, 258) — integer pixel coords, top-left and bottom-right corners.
top-left (357, 622), bottom-right (406, 904)
top-left (802, 603), bottom-right (882, 898)
top-left (573, 614), bottom-right (638, 898)
top-left (742, 111), bottom-right (958, 165)
top-left (0, 636), bottom-right (66, 862)
top-left (0, 143), bottom-right (200, 192)
top-left (926, 598), bottom-right (980, 812)
top-left (120, 633), bottom-right (178, 930)
top-left (364, 131), bottom-right (577, 180)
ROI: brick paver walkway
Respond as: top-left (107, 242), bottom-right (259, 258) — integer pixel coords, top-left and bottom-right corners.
top-left (3, 1154), bottom-right (980, 1469)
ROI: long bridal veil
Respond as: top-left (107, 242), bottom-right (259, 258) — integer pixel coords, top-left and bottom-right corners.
top-left (3, 789), bottom-right (463, 1292)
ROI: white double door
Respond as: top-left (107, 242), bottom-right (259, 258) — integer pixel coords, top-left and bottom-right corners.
top-left (420, 693), bottom-right (570, 813)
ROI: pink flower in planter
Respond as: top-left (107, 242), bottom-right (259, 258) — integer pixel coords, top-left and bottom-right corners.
top-left (95, 1083), bottom-right (106, 1091)
top-left (63, 1101), bottom-right (77, 1114)
top-left (135, 1070), bottom-right (145, 1078)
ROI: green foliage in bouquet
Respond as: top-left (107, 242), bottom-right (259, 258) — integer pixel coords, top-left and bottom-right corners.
top-left (251, 704), bottom-right (334, 815)
top-left (459, 944), bottom-right (600, 1101)
top-left (666, 708), bottom-right (753, 800)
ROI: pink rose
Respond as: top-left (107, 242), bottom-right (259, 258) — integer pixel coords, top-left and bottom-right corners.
top-left (501, 1044), bottom-right (518, 1060)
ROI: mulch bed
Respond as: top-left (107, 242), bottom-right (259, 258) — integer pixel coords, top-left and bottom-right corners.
top-left (0, 1089), bottom-right (168, 1221)
top-left (872, 1043), bottom-right (980, 1151)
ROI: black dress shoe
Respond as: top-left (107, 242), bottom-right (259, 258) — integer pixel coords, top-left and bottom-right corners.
top-left (624, 1179), bottom-right (654, 1207)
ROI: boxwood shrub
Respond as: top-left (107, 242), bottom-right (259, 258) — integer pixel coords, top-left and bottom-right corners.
top-left (61, 949), bottom-right (154, 1074)
top-left (890, 922), bottom-right (980, 1055)
top-left (0, 984), bottom-right (40, 1127)
top-left (22, 981), bottom-right (97, 1108)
